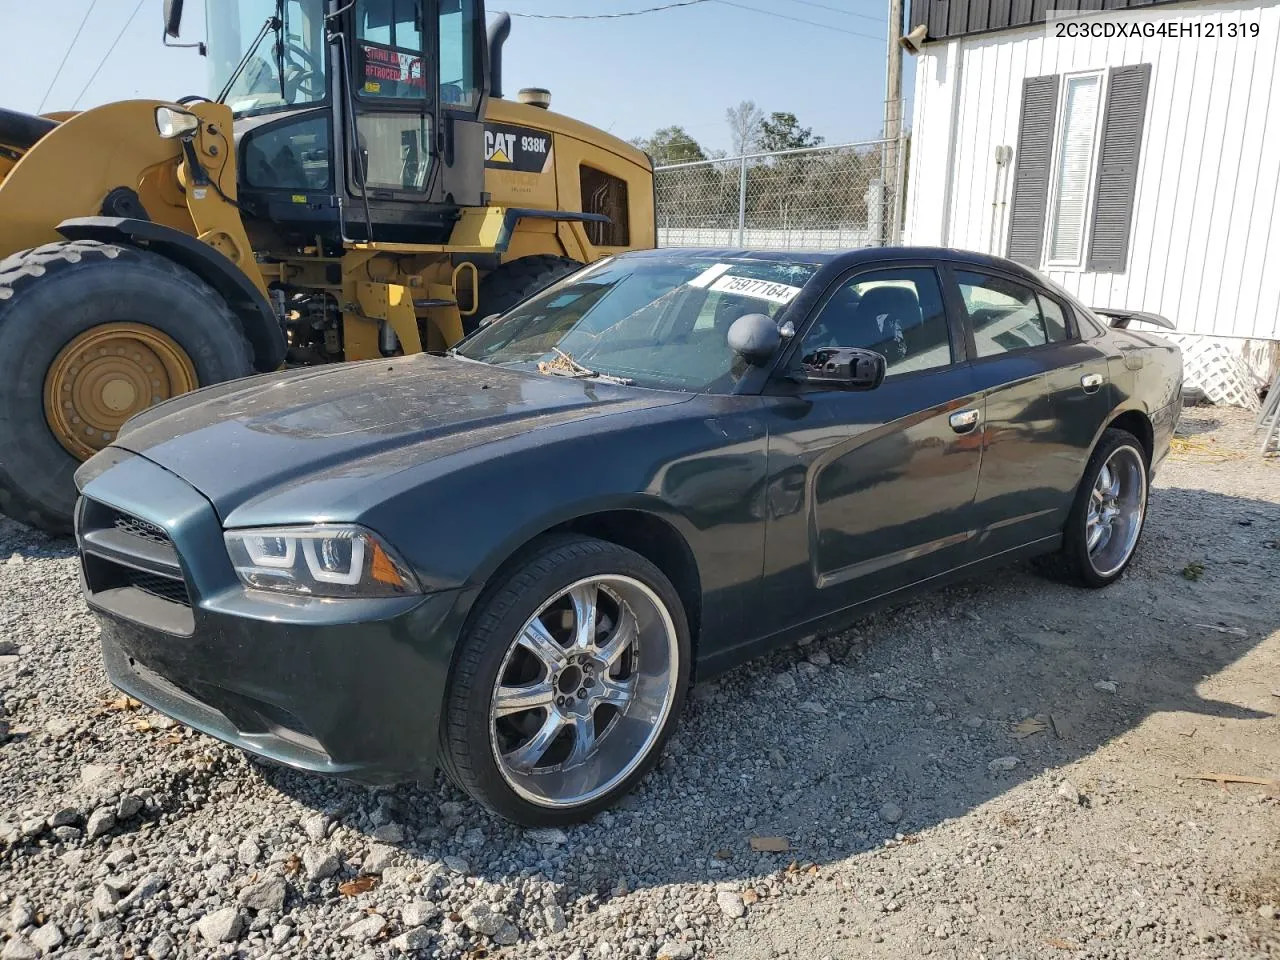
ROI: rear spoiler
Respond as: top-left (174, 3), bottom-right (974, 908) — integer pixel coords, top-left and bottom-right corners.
top-left (1092, 307), bottom-right (1176, 331)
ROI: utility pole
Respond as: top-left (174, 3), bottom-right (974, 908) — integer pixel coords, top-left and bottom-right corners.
top-left (883, 0), bottom-right (904, 232)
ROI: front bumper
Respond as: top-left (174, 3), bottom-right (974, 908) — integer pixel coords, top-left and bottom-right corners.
top-left (76, 451), bottom-right (474, 785)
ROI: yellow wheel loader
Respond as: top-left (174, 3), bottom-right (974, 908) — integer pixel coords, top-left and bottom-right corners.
top-left (0, 0), bottom-right (654, 534)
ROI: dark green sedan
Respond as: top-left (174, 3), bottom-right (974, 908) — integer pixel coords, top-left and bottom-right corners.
top-left (74, 247), bottom-right (1182, 824)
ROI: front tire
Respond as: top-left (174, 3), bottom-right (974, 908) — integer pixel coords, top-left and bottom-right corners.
top-left (1057, 428), bottom-right (1150, 588)
top-left (0, 240), bottom-right (254, 534)
top-left (467, 255), bottom-right (583, 335)
top-left (440, 535), bottom-right (689, 825)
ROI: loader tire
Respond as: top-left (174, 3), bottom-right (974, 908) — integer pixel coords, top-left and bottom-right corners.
top-left (468, 255), bottom-right (583, 335)
top-left (0, 240), bottom-right (255, 535)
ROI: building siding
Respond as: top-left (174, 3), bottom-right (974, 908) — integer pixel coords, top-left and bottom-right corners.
top-left (904, 0), bottom-right (1280, 340)
top-left (911, 0), bottom-right (1193, 42)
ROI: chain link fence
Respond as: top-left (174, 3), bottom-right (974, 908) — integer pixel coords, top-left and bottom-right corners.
top-left (654, 137), bottom-right (908, 251)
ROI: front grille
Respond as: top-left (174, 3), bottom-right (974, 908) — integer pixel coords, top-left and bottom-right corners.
top-left (128, 571), bottom-right (191, 606)
top-left (114, 514), bottom-right (171, 545)
top-left (78, 498), bottom-right (195, 634)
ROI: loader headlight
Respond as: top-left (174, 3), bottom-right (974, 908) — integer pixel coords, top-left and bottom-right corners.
top-left (224, 525), bottom-right (419, 598)
top-left (155, 106), bottom-right (200, 139)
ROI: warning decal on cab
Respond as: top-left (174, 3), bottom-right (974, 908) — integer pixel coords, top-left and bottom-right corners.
top-left (484, 123), bottom-right (553, 173)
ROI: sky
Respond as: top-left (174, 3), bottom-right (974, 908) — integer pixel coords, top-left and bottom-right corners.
top-left (0, 0), bottom-right (915, 157)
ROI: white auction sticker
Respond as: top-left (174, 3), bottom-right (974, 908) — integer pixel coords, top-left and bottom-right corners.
top-left (707, 274), bottom-right (804, 304)
top-left (687, 263), bottom-right (733, 289)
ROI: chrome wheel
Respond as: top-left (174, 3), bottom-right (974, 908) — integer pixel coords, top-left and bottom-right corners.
top-left (1085, 445), bottom-right (1147, 577)
top-left (489, 575), bottom-right (679, 808)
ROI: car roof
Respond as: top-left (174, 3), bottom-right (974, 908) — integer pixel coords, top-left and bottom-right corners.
top-left (622, 246), bottom-right (1047, 285)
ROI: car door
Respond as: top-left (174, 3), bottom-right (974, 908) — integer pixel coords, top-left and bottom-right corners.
top-left (947, 266), bottom-right (1106, 558)
top-left (757, 263), bottom-right (984, 636)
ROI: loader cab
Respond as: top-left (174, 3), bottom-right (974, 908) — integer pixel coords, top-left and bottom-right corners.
top-left (194, 0), bottom-right (489, 245)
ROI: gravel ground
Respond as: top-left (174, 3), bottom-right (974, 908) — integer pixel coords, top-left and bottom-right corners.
top-left (0, 407), bottom-right (1277, 960)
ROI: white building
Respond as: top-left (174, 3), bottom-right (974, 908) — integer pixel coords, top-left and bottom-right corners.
top-left (903, 0), bottom-right (1280, 387)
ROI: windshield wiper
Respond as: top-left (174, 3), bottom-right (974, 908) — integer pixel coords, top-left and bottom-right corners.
top-left (216, 13), bottom-right (282, 104)
top-left (537, 348), bottom-right (634, 385)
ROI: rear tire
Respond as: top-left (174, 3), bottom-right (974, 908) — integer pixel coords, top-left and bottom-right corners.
top-left (468, 255), bottom-right (583, 335)
top-left (440, 535), bottom-right (690, 825)
top-left (0, 240), bottom-right (254, 534)
top-left (1051, 427), bottom-right (1150, 588)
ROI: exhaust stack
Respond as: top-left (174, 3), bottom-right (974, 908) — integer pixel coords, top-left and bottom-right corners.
top-left (487, 13), bottom-right (512, 99)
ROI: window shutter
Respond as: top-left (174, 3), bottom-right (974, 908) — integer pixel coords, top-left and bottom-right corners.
top-left (1086, 63), bottom-right (1151, 272)
top-left (1006, 75), bottom-right (1059, 267)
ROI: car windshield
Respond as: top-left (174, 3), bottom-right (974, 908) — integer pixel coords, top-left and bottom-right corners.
top-left (456, 255), bottom-right (821, 392)
top-left (207, 0), bottom-right (327, 117)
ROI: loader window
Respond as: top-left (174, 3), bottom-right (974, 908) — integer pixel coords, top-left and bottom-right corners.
top-left (207, 0), bottom-right (327, 117)
top-left (243, 115), bottom-right (333, 191)
top-left (354, 115), bottom-right (432, 192)
top-left (439, 0), bottom-right (482, 110)
top-left (580, 166), bottom-right (631, 247)
top-left (356, 0), bottom-right (428, 100)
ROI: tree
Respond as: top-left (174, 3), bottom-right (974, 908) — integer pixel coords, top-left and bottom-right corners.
top-left (630, 126), bottom-right (708, 165)
top-left (756, 112), bottom-right (825, 153)
top-left (725, 100), bottom-right (764, 156)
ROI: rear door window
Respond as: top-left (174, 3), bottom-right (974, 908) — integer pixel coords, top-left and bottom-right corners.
top-left (955, 271), bottom-right (1068, 357)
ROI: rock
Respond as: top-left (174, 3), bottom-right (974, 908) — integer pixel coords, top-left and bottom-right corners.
top-left (30, 924), bottom-right (64, 954)
top-left (146, 933), bottom-right (175, 959)
top-left (527, 827), bottom-right (568, 845)
top-left (238, 875), bottom-right (287, 915)
top-left (90, 884), bottom-right (119, 918)
top-left (798, 701), bottom-right (827, 715)
top-left (48, 808), bottom-right (80, 829)
top-left (104, 848), bottom-right (135, 869)
top-left (361, 842), bottom-right (396, 875)
top-left (879, 801), bottom-right (904, 825)
top-left (463, 902), bottom-right (518, 943)
top-left (303, 813), bottom-right (331, 842)
top-left (116, 874), bottom-right (166, 914)
top-left (963, 716), bottom-right (985, 730)
top-left (1260, 904), bottom-right (1277, 921)
top-left (403, 901), bottom-right (440, 927)
top-left (923, 700), bottom-right (938, 715)
top-left (44, 717), bottom-right (75, 738)
top-left (52, 826), bottom-right (82, 843)
top-left (116, 794), bottom-right (144, 820)
top-left (371, 823), bottom-right (405, 843)
top-left (773, 672), bottom-right (797, 694)
top-left (716, 891), bottom-right (746, 919)
top-left (196, 907), bottom-right (244, 945)
top-left (443, 855), bottom-right (470, 874)
top-left (1057, 780), bottom-right (1082, 805)
top-left (0, 937), bottom-right (37, 960)
top-left (20, 818), bottom-right (46, 838)
top-left (1093, 680), bottom-right (1118, 694)
top-left (438, 802), bottom-right (465, 830)
top-left (807, 649), bottom-right (831, 667)
top-left (271, 923), bottom-right (293, 946)
top-left (393, 926), bottom-right (434, 951)
top-left (657, 943), bottom-right (695, 960)
top-left (988, 756), bottom-right (1020, 772)
top-left (340, 914), bottom-right (386, 941)
top-left (303, 848), bottom-right (341, 881)
top-left (79, 764), bottom-right (122, 794)
top-left (544, 904), bottom-right (566, 933)
top-left (10, 899), bottom-right (35, 930)
top-left (85, 807), bottom-right (116, 840)
top-left (0, 640), bottom-right (17, 655)
top-left (237, 837), bottom-right (261, 866)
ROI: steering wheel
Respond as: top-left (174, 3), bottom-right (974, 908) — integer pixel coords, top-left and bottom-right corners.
top-left (282, 40), bottom-right (325, 101)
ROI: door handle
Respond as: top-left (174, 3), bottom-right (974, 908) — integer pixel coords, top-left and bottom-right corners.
top-left (949, 409), bottom-right (980, 433)
top-left (1080, 373), bottom-right (1104, 394)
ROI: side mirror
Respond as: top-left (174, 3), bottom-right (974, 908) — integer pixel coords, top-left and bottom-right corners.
top-left (163, 0), bottom-right (184, 38)
top-left (727, 313), bottom-right (782, 367)
top-left (800, 347), bottom-right (886, 391)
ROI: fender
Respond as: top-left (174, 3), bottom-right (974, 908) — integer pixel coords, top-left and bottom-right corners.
top-left (56, 216), bottom-right (286, 373)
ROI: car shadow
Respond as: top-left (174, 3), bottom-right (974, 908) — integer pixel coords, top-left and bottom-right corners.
top-left (256, 483), bottom-right (1278, 910)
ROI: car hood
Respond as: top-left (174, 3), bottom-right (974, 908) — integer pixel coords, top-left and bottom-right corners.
top-left (111, 355), bottom-right (689, 522)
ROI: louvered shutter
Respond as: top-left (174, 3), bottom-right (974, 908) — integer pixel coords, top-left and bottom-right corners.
top-left (1087, 63), bottom-right (1151, 272)
top-left (1006, 75), bottom-right (1059, 266)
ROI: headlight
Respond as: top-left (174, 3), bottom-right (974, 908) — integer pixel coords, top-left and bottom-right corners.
top-left (224, 525), bottom-right (419, 598)
top-left (155, 106), bottom-right (200, 139)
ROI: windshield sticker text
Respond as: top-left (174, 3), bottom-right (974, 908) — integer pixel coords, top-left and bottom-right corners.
top-left (708, 275), bottom-right (804, 304)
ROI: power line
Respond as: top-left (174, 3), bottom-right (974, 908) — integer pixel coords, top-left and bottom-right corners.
top-left (39, 0), bottom-right (99, 112)
top-left (498, 0), bottom-right (713, 19)
top-left (72, 0), bottom-right (146, 109)
top-left (712, 0), bottom-right (884, 39)
top-left (779, 0), bottom-right (886, 25)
